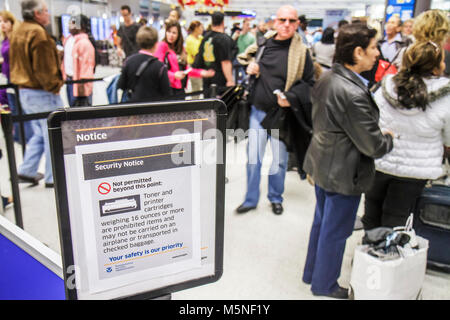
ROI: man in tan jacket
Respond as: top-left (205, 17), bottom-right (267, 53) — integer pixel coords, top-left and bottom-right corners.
top-left (10, 0), bottom-right (64, 187)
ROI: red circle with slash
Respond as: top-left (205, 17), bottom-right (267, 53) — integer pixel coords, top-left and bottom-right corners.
top-left (98, 182), bottom-right (111, 195)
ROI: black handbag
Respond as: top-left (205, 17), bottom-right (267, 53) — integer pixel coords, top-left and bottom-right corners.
top-left (222, 40), bottom-right (268, 133)
top-left (221, 85), bottom-right (244, 108)
top-left (221, 85), bottom-right (249, 132)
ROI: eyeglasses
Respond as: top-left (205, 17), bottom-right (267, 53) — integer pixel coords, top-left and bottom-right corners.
top-left (277, 18), bottom-right (298, 24)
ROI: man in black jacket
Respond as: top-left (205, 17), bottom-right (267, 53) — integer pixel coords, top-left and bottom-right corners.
top-left (302, 24), bottom-right (394, 299)
top-left (235, 5), bottom-right (315, 215)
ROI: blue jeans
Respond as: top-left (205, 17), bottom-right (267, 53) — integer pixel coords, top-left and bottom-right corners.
top-left (66, 76), bottom-right (75, 107)
top-left (8, 92), bottom-right (34, 143)
top-left (66, 76), bottom-right (93, 106)
top-left (302, 185), bottom-right (361, 295)
top-left (242, 106), bottom-right (288, 207)
top-left (17, 89), bottom-right (63, 184)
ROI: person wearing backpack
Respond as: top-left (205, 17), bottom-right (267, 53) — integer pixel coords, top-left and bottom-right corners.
top-left (117, 26), bottom-right (171, 102)
top-left (193, 12), bottom-right (235, 95)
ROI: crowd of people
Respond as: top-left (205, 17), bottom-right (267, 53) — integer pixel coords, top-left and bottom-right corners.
top-left (0, 0), bottom-right (449, 300)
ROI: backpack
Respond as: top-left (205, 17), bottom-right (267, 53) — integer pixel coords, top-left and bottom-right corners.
top-left (128, 56), bottom-right (158, 96)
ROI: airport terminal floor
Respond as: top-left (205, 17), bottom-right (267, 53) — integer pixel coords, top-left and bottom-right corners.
top-left (1, 66), bottom-right (450, 300)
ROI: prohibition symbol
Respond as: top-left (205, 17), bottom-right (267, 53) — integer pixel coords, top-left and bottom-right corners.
top-left (98, 182), bottom-right (111, 195)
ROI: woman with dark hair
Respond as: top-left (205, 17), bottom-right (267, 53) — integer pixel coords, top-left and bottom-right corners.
top-left (302, 24), bottom-right (394, 299)
top-left (155, 20), bottom-right (214, 96)
top-left (312, 27), bottom-right (335, 70)
top-left (362, 41), bottom-right (450, 230)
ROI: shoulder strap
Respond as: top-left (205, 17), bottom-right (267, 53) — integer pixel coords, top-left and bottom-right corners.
top-left (163, 51), bottom-right (171, 70)
top-left (136, 56), bottom-right (157, 77)
top-left (242, 40), bottom-right (266, 88)
top-left (130, 56), bottom-right (157, 92)
top-left (119, 23), bottom-right (135, 48)
top-left (389, 47), bottom-right (402, 64)
top-left (254, 38), bottom-right (267, 63)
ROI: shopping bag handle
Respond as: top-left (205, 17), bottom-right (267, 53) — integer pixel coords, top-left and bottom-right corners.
top-left (393, 213), bottom-right (414, 232)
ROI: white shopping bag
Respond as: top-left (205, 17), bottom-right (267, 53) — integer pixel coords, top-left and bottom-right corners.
top-left (350, 215), bottom-right (428, 300)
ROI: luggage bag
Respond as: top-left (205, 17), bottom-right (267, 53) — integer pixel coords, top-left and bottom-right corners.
top-left (413, 184), bottom-right (450, 273)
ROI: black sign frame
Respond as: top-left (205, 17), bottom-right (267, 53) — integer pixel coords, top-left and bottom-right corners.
top-left (48, 99), bottom-right (226, 300)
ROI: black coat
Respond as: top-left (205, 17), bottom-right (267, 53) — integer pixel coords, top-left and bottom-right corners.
top-left (117, 53), bottom-right (171, 102)
top-left (303, 63), bottom-right (393, 196)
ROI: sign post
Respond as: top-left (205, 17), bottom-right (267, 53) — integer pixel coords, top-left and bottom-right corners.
top-left (48, 99), bottom-right (226, 300)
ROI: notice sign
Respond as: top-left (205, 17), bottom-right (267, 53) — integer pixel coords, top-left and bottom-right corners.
top-left (56, 109), bottom-right (220, 299)
top-left (75, 135), bottom-right (201, 293)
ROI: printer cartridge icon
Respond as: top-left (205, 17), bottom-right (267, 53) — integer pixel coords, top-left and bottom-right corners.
top-left (99, 195), bottom-right (141, 217)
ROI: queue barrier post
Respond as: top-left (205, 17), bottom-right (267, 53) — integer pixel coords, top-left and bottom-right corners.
top-left (13, 85), bottom-right (27, 155)
top-left (0, 111), bottom-right (23, 229)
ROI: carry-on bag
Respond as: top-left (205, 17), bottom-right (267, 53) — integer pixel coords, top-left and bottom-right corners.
top-left (350, 215), bottom-right (428, 300)
top-left (413, 184), bottom-right (450, 273)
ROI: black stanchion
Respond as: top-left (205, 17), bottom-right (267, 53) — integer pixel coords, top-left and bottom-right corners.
top-left (0, 111), bottom-right (23, 229)
top-left (0, 83), bottom-right (27, 155)
top-left (14, 85), bottom-right (27, 156)
top-left (210, 84), bottom-right (217, 98)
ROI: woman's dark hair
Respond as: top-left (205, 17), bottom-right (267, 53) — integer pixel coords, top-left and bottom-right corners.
top-left (393, 41), bottom-right (444, 111)
top-left (188, 20), bottom-right (202, 34)
top-left (321, 27), bottom-right (335, 44)
top-left (333, 24), bottom-right (377, 66)
top-left (163, 20), bottom-right (184, 55)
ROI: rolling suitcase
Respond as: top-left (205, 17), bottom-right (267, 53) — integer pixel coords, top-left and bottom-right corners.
top-left (413, 184), bottom-right (450, 273)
